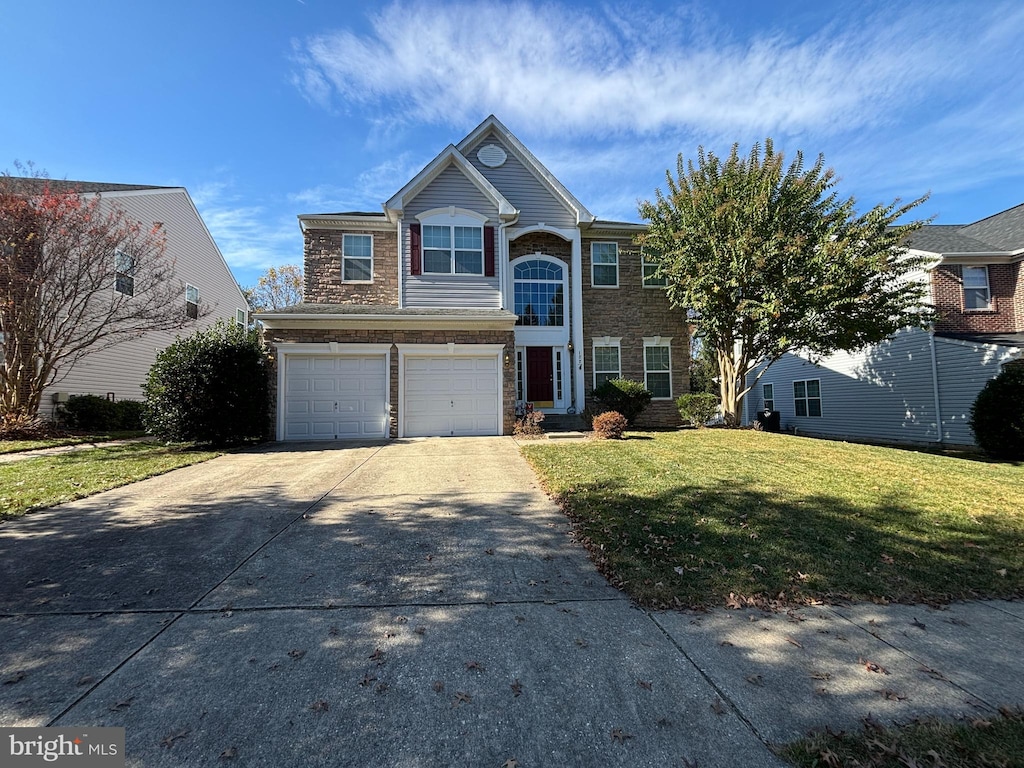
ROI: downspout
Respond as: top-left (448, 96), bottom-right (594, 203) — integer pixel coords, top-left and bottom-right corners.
top-left (497, 214), bottom-right (519, 310)
top-left (928, 330), bottom-right (943, 444)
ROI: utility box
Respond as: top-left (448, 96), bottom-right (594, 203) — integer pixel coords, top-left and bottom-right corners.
top-left (52, 391), bottom-right (70, 403)
top-left (755, 409), bottom-right (781, 432)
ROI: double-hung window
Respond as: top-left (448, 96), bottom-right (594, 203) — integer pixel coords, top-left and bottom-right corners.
top-left (423, 224), bottom-right (483, 275)
top-left (342, 234), bottom-right (373, 282)
top-left (643, 338), bottom-right (672, 398)
top-left (962, 265), bottom-right (992, 310)
top-left (591, 242), bottom-right (618, 287)
top-left (114, 250), bottom-right (136, 296)
top-left (761, 383), bottom-right (775, 411)
top-left (592, 340), bottom-right (621, 388)
top-left (185, 284), bottom-right (199, 320)
top-left (793, 379), bottom-right (822, 417)
top-left (642, 255), bottom-right (667, 287)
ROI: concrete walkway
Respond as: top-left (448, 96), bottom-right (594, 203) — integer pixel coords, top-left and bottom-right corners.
top-left (0, 437), bottom-right (1020, 767)
top-left (0, 437), bottom-right (154, 464)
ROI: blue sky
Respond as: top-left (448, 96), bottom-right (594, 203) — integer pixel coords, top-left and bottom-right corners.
top-left (3, 0), bottom-right (1022, 289)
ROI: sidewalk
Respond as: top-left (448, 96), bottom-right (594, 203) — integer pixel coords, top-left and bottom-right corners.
top-left (0, 436), bottom-right (154, 464)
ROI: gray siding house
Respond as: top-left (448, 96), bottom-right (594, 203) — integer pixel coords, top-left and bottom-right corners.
top-left (745, 204), bottom-right (1024, 447)
top-left (258, 116), bottom-right (689, 440)
top-left (5, 180), bottom-right (249, 418)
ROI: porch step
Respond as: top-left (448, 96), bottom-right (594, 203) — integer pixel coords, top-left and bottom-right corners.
top-left (542, 413), bottom-right (586, 433)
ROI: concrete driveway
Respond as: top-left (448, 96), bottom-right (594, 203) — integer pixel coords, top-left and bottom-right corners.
top-left (1, 438), bottom-right (1019, 767)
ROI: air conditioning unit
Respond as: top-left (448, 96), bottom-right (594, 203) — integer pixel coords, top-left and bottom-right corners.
top-left (52, 391), bottom-right (70, 403)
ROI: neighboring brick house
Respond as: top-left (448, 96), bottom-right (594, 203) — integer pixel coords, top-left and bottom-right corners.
top-left (743, 204), bottom-right (1024, 447)
top-left (257, 115), bottom-right (689, 440)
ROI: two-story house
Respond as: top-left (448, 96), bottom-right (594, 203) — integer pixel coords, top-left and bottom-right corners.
top-left (258, 116), bottom-right (689, 440)
top-left (1, 179), bottom-right (250, 419)
top-left (743, 203), bottom-right (1024, 447)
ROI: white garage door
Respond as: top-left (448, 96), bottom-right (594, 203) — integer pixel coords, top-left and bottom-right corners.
top-left (403, 355), bottom-right (500, 437)
top-left (284, 355), bottom-right (387, 440)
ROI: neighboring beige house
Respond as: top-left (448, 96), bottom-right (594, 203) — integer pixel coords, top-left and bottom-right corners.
top-left (11, 180), bottom-right (250, 419)
top-left (258, 115), bottom-right (689, 440)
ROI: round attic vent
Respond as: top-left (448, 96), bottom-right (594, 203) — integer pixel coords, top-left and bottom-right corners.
top-left (477, 143), bottom-right (507, 168)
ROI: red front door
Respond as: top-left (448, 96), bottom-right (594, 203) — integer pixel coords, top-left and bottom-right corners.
top-left (526, 347), bottom-right (553, 404)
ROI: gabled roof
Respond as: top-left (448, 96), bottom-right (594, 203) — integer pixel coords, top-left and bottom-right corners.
top-left (1, 177), bottom-right (174, 195)
top-left (907, 202), bottom-right (1024, 256)
top-left (384, 144), bottom-right (517, 220)
top-left (456, 115), bottom-right (594, 225)
top-left (960, 202), bottom-right (1024, 250)
top-left (905, 225), bottom-right (1002, 254)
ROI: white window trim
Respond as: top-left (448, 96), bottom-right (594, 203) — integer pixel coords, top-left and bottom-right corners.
top-left (793, 378), bottom-right (822, 418)
top-left (416, 208), bottom-right (488, 277)
top-left (235, 308), bottom-right (247, 328)
top-left (962, 265), bottom-right (993, 311)
top-left (342, 233), bottom-right (374, 283)
top-left (642, 336), bottom-right (672, 399)
top-left (114, 249), bottom-right (135, 297)
top-left (185, 284), bottom-right (199, 319)
top-left (511, 254), bottom-right (567, 328)
top-left (642, 256), bottom-right (667, 288)
top-left (761, 382), bottom-right (775, 412)
top-left (590, 242), bottom-right (619, 288)
top-left (591, 336), bottom-right (622, 389)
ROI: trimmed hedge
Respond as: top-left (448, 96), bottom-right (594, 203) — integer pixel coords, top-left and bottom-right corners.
top-left (60, 395), bottom-right (145, 431)
top-left (970, 364), bottom-right (1024, 460)
top-left (590, 378), bottom-right (652, 425)
top-left (676, 393), bottom-right (719, 428)
top-left (143, 320), bottom-right (268, 446)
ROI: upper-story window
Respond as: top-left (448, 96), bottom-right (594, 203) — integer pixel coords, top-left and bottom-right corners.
top-left (342, 234), bottom-right (373, 282)
top-left (114, 250), bottom-right (136, 296)
top-left (423, 225), bottom-right (483, 275)
top-left (642, 254), bottom-right (667, 287)
top-left (185, 284), bottom-right (199, 320)
top-left (962, 265), bottom-right (992, 310)
top-left (514, 258), bottom-right (564, 327)
top-left (591, 242), bottom-right (618, 287)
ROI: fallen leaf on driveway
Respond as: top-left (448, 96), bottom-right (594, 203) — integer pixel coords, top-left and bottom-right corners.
top-left (328, 626), bottom-right (340, 637)
top-left (785, 637), bottom-right (803, 648)
top-left (510, 679), bottom-right (522, 697)
top-left (502, 760), bottom-right (519, 768)
top-left (465, 660), bottom-right (486, 672)
top-left (710, 698), bottom-right (726, 715)
top-left (860, 658), bottom-right (889, 675)
top-left (308, 700), bottom-right (329, 712)
top-left (745, 675), bottom-right (763, 686)
top-left (432, 680), bottom-right (445, 693)
top-left (3, 671), bottom-right (26, 685)
top-left (610, 728), bottom-right (632, 743)
top-left (877, 689), bottom-right (908, 701)
top-left (160, 730), bottom-right (190, 749)
top-left (911, 618), bottom-right (927, 631)
top-left (369, 648), bottom-right (386, 664)
top-left (452, 691), bottom-right (472, 708)
top-left (288, 649), bottom-right (306, 660)
top-left (109, 697), bottom-right (134, 712)
top-left (637, 680), bottom-right (653, 691)
top-left (358, 673), bottom-right (377, 688)
top-left (219, 746), bottom-right (237, 760)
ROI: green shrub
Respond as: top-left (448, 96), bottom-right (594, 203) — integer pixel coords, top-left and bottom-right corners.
top-left (592, 411), bottom-right (628, 439)
top-left (676, 393), bottom-right (720, 428)
top-left (970, 364), bottom-right (1024, 460)
top-left (60, 395), bottom-right (116, 431)
top-left (591, 378), bottom-right (652, 425)
top-left (113, 400), bottom-right (145, 430)
top-left (143, 320), bottom-right (269, 446)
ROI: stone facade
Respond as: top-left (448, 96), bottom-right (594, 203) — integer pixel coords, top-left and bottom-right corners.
top-left (932, 263), bottom-right (1022, 334)
top-left (264, 327), bottom-right (517, 438)
top-left (304, 228), bottom-right (399, 305)
top-left (581, 235), bottom-right (689, 427)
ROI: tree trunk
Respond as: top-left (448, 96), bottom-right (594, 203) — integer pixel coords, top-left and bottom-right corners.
top-left (716, 349), bottom-right (743, 426)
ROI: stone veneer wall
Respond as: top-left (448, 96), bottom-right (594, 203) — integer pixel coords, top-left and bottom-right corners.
top-left (932, 264), bottom-right (1021, 334)
top-left (304, 228), bottom-right (399, 305)
top-left (581, 235), bottom-right (689, 427)
top-left (264, 327), bottom-right (517, 438)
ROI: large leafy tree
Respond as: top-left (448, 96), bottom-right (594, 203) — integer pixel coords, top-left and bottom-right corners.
top-left (0, 169), bottom-right (198, 422)
top-left (243, 264), bottom-right (303, 311)
top-left (638, 140), bottom-right (933, 425)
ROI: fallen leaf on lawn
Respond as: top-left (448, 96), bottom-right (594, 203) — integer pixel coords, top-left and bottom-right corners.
top-left (997, 568), bottom-right (1008, 577)
top-left (610, 727), bottom-right (632, 743)
top-left (510, 679), bottom-right (522, 697)
top-left (452, 691), bottom-right (472, 707)
top-left (308, 700), bottom-right (329, 712)
top-left (785, 637), bottom-right (803, 648)
top-left (752, 563), bottom-right (766, 573)
top-left (745, 674), bottom-right (763, 686)
top-left (432, 680), bottom-right (444, 693)
top-left (860, 658), bottom-right (889, 675)
top-left (288, 649), bottom-right (306, 660)
top-left (465, 660), bottom-right (486, 671)
top-left (160, 729), bottom-right (190, 748)
top-left (710, 698), bottom-right (726, 715)
top-left (911, 618), bottom-right (927, 631)
top-left (637, 680), bottom-right (653, 691)
top-left (970, 717), bottom-right (993, 729)
top-left (108, 697), bottom-right (135, 712)
top-left (219, 746), bottom-right (237, 760)
top-left (880, 554), bottom-right (895, 564)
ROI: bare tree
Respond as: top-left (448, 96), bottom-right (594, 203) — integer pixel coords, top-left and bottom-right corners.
top-left (0, 168), bottom-right (201, 421)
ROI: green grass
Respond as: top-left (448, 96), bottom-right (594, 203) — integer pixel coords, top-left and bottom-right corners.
top-left (521, 430), bottom-right (1024, 608)
top-left (0, 431), bottom-right (146, 454)
top-left (0, 442), bottom-right (221, 519)
top-left (778, 708), bottom-right (1024, 767)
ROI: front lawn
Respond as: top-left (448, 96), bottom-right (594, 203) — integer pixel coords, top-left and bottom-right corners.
top-left (0, 431), bottom-right (146, 454)
top-left (0, 442), bottom-right (221, 519)
top-left (521, 430), bottom-right (1024, 608)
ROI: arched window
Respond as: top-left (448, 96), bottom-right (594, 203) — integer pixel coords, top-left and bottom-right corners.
top-left (514, 259), bottom-right (564, 327)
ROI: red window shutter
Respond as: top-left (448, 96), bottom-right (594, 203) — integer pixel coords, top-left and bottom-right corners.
top-left (484, 225), bottom-right (495, 277)
top-left (409, 223), bottom-right (421, 276)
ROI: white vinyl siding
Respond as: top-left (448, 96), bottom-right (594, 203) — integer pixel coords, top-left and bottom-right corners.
top-left (962, 266), bottom-right (992, 310)
top-left (591, 242), bottom-right (618, 287)
top-left (39, 188), bottom-right (249, 418)
top-left (342, 234), bottom-right (373, 282)
top-left (464, 133), bottom-right (576, 228)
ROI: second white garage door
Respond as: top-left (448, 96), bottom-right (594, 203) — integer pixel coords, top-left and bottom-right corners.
top-left (403, 355), bottom-right (500, 437)
top-left (284, 355), bottom-right (388, 440)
